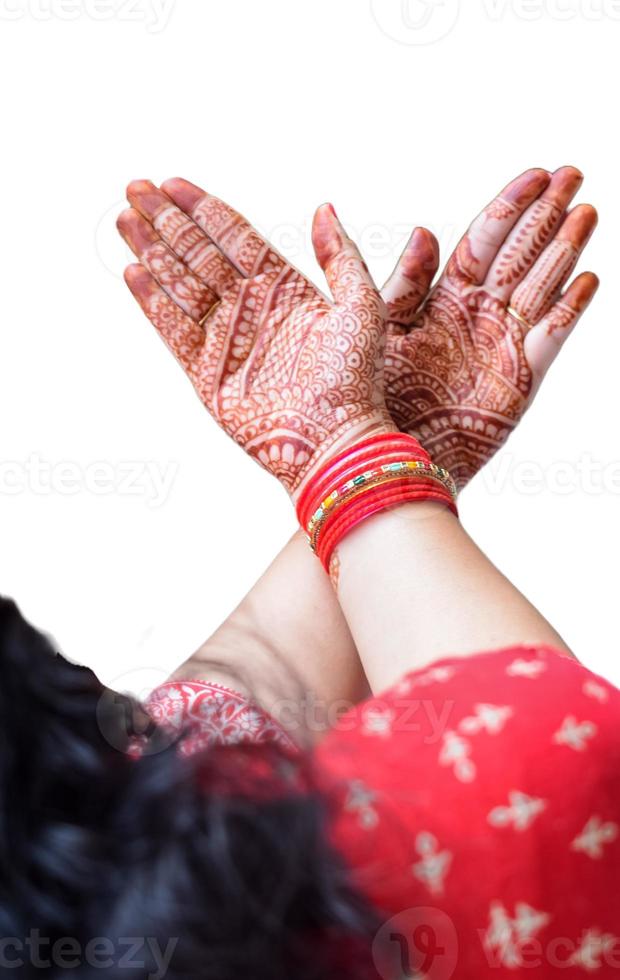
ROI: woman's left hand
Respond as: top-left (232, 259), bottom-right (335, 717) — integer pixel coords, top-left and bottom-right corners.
top-left (119, 187), bottom-right (396, 498)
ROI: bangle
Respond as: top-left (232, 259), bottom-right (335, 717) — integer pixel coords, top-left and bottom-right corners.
top-left (307, 461), bottom-right (456, 551)
top-left (296, 434), bottom-right (458, 571)
top-left (317, 479), bottom-right (452, 570)
top-left (296, 433), bottom-right (432, 528)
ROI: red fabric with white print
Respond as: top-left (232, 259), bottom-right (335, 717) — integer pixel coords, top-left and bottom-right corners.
top-left (316, 646), bottom-right (620, 977)
top-left (146, 648), bottom-right (620, 977)
top-left (144, 680), bottom-right (295, 755)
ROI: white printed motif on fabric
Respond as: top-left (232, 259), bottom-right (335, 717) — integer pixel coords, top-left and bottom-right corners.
top-left (488, 791), bottom-right (547, 832)
top-left (571, 816), bottom-right (619, 860)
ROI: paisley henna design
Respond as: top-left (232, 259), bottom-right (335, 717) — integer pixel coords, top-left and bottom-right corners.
top-left (123, 200), bottom-right (395, 498)
top-left (120, 168), bottom-right (598, 495)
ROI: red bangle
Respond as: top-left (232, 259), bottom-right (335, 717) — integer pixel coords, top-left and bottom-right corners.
top-left (317, 479), bottom-right (455, 569)
top-left (296, 432), bottom-right (429, 528)
top-left (297, 433), bottom-right (457, 572)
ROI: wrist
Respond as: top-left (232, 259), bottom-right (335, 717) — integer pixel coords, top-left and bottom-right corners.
top-left (290, 418), bottom-right (399, 506)
top-left (296, 432), bottom-right (458, 572)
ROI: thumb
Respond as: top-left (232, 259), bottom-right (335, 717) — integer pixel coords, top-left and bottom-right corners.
top-left (382, 227), bottom-right (440, 329)
top-left (311, 203), bottom-right (382, 308)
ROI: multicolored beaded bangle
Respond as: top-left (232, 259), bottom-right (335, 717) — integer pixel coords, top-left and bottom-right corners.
top-left (307, 460), bottom-right (457, 553)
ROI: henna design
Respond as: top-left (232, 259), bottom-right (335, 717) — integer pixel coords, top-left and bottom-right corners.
top-left (155, 205), bottom-right (240, 295)
top-left (143, 243), bottom-right (214, 320)
top-left (190, 191), bottom-right (288, 278)
top-left (329, 551), bottom-right (341, 594)
top-left (384, 172), bottom-right (597, 487)
top-left (485, 168), bottom-right (583, 296)
top-left (121, 170), bottom-right (597, 495)
top-left (490, 199), bottom-right (560, 289)
top-left (510, 239), bottom-right (578, 324)
top-left (129, 217), bottom-right (394, 497)
top-left (446, 170), bottom-right (550, 284)
top-left (543, 300), bottom-right (579, 337)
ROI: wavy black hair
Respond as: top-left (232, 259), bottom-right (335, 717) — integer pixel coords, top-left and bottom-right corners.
top-left (0, 596), bottom-right (378, 979)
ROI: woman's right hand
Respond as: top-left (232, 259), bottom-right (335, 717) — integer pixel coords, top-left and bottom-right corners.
top-left (119, 190), bottom-right (398, 499)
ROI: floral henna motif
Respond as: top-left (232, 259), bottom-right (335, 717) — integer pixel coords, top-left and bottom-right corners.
top-left (489, 199), bottom-right (561, 290)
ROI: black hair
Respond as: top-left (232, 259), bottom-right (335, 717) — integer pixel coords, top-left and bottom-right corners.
top-left (0, 596), bottom-right (379, 978)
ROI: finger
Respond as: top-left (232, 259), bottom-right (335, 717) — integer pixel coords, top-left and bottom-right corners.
top-left (124, 264), bottom-right (205, 372)
top-left (486, 166), bottom-right (584, 298)
top-left (446, 168), bottom-right (551, 285)
top-left (524, 271), bottom-right (599, 388)
top-left (510, 204), bottom-right (598, 325)
top-left (117, 209), bottom-right (218, 321)
top-left (311, 203), bottom-right (383, 308)
top-left (126, 180), bottom-right (240, 297)
top-left (161, 177), bottom-right (287, 278)
top-left (382, 227), bottom-right (440, 330)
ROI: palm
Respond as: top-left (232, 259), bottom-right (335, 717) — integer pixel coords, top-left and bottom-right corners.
top-left (190, 269), bottom-right (389, 492)
top-left (386, 282), bottom-right (532, 488)
top-left (382, 165), bottom-right (597, 488)
top-left (120, 188), bottom-right (391, 494)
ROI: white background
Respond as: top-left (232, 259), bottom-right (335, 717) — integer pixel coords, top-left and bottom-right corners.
top-left (0, 0), bottom-right (617, 695)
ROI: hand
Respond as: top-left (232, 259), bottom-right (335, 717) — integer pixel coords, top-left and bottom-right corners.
top-left (119, 169), bottom-right (597, 493)
top-left (118, 189), bottom-right (412, 497)
top-left (384, 167), bottom-right (598, 486)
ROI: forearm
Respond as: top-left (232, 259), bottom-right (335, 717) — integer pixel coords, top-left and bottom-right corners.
top-left (335, 501), bottom-right (571, 693)
top-left (171, 531), bottom-right (370, 734)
